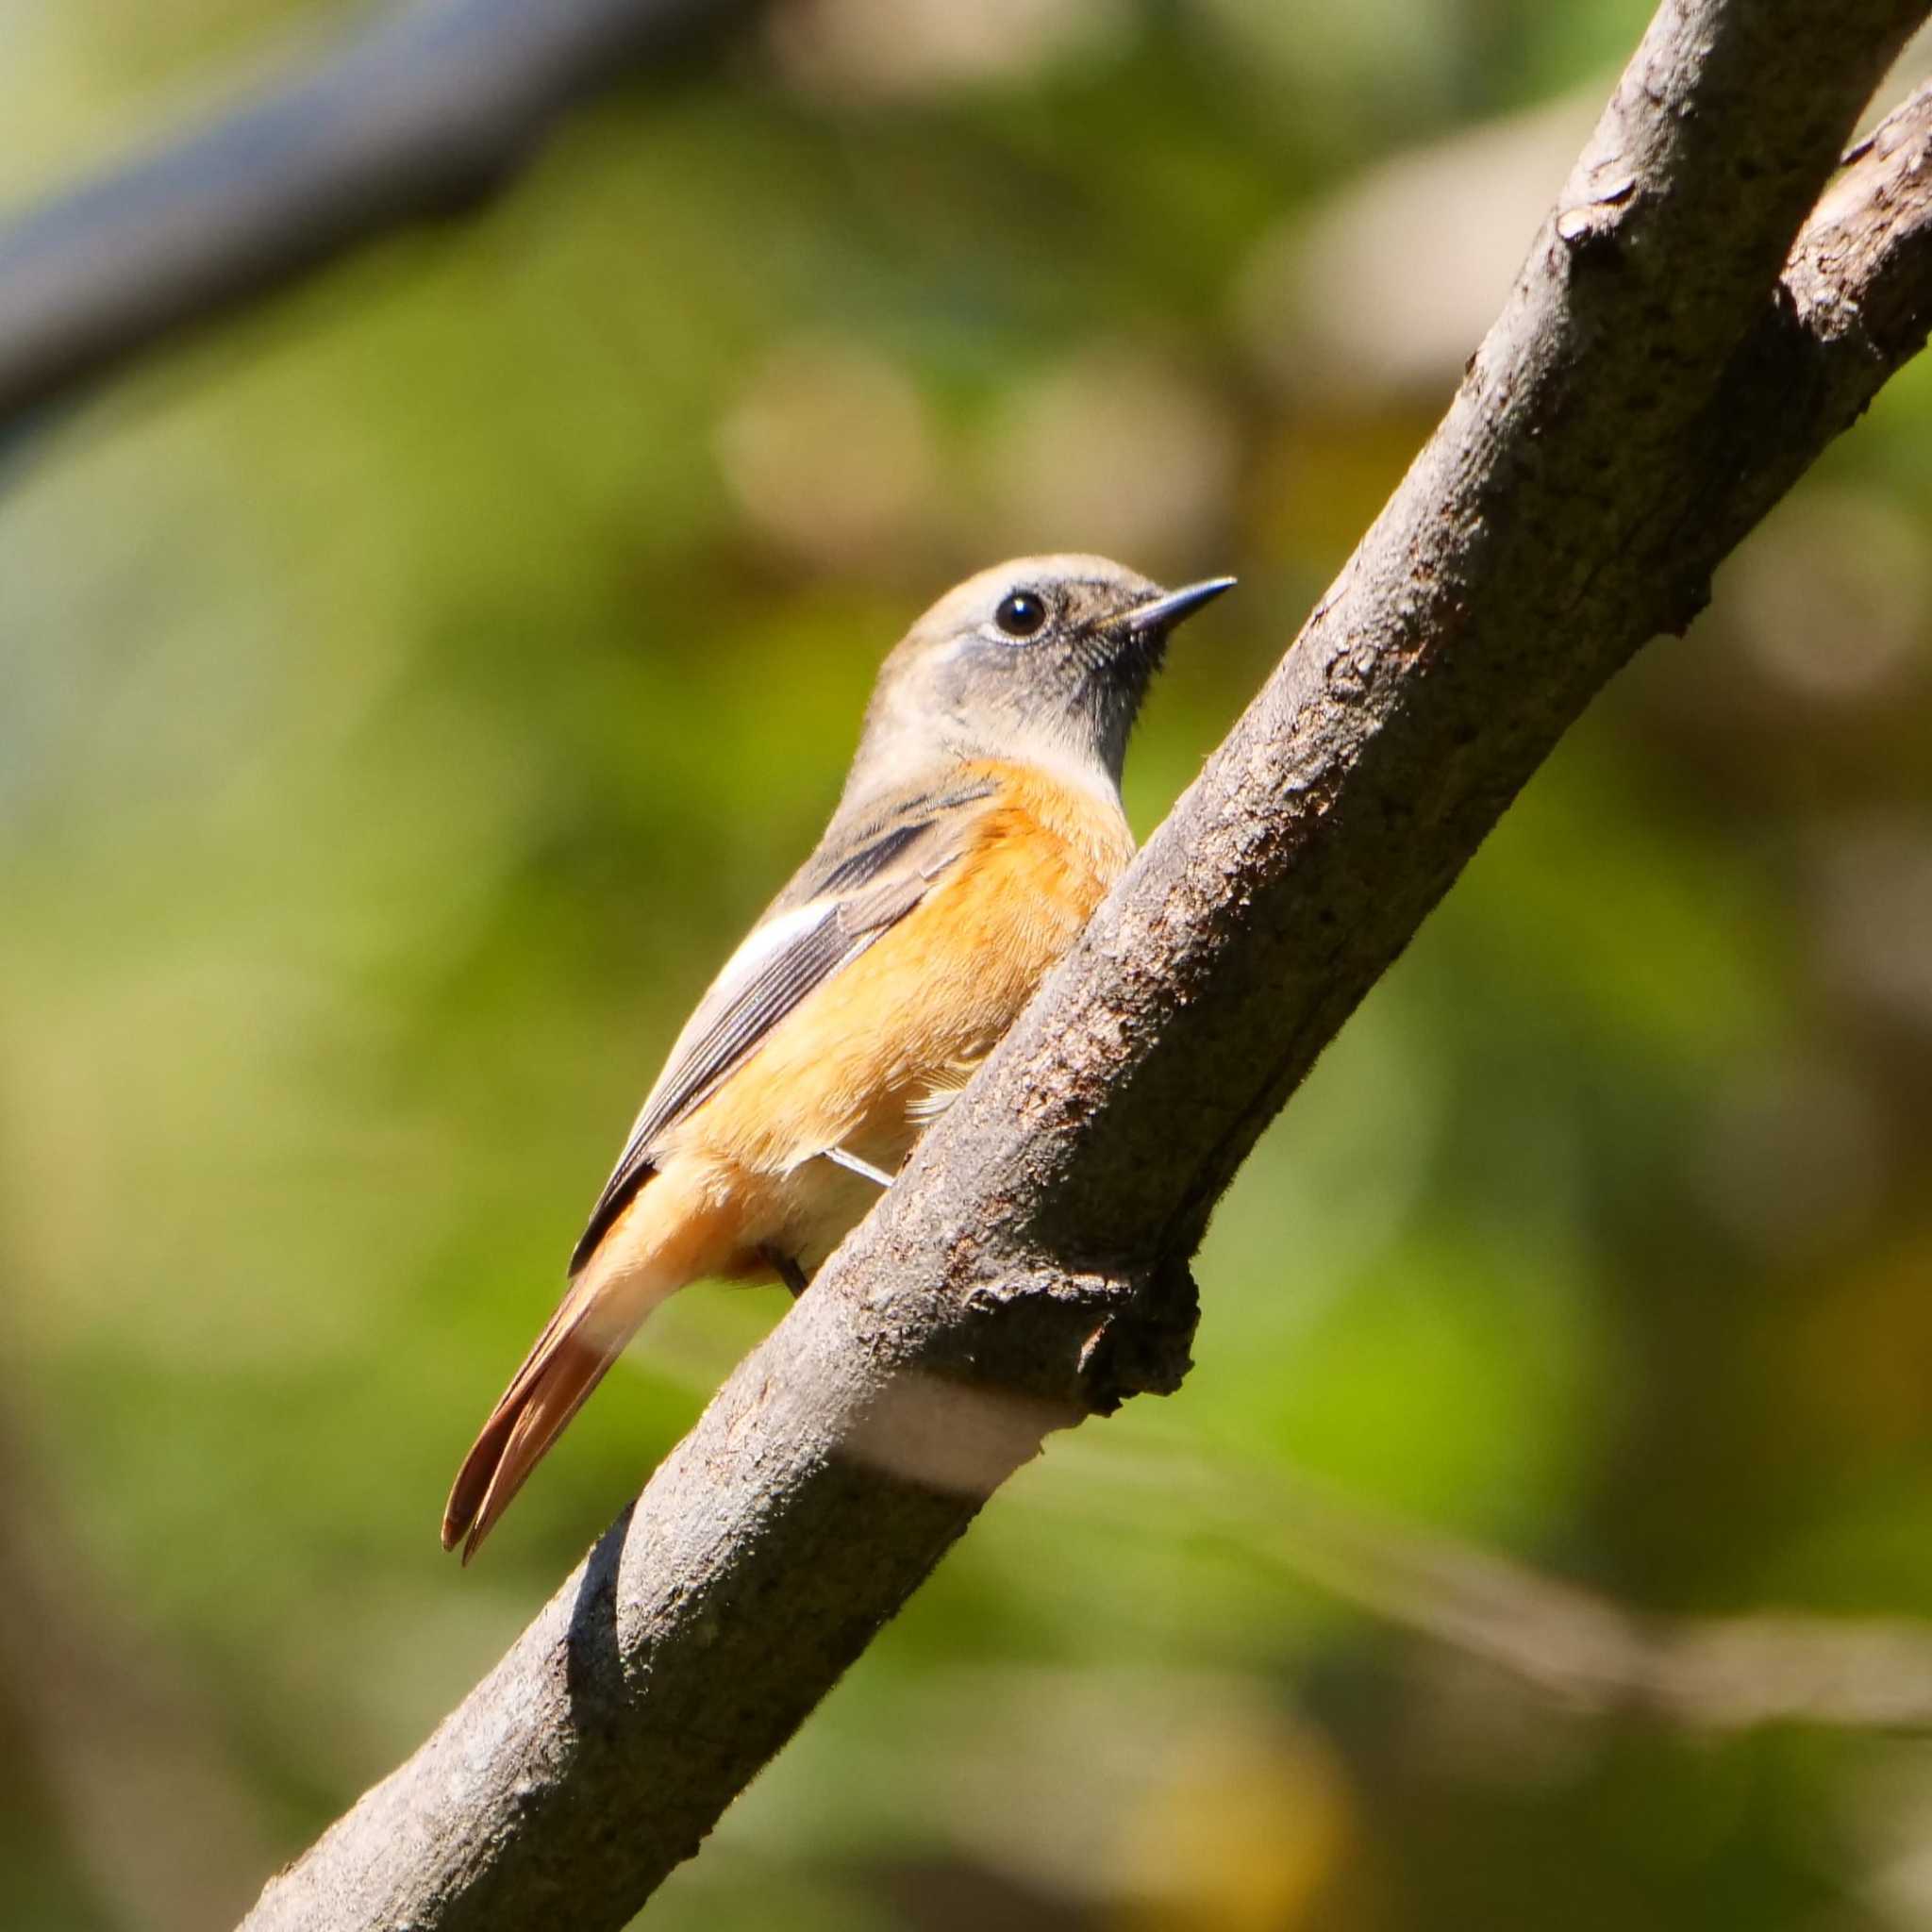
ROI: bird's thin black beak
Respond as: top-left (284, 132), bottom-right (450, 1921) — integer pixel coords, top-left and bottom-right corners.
top-left (1124, 575), bottom-right (1238, 635)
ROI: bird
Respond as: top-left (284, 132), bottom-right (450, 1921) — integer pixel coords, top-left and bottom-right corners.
top-left (441, 555), bottom-right (1234, 1559)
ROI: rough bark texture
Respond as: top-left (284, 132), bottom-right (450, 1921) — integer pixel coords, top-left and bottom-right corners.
top-left (241, 5), bottom-right (1932, 1928)
top-left (0, 0), bottom-right (743, 432)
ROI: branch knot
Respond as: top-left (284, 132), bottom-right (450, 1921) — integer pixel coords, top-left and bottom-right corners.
top-left (1074, 1255), bottom-right (1199, 1413)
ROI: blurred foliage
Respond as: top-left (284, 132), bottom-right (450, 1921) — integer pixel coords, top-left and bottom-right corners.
top-left (5, 1), bottom-right (1932, 1928)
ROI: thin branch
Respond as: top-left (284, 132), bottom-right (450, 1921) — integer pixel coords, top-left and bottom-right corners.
top-left (243, 7), bottom-right (1932, 1929)
top-left (1059, 1442), bottom-right (1932, 1733)
top-left (0, 0), bottom-right (741, 431)
top-left (1276, 1479), bottom-right (1932, 1733)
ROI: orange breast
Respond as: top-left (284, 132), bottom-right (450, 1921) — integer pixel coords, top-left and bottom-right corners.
top-left (671, 760), bottom-right (1133, 1241)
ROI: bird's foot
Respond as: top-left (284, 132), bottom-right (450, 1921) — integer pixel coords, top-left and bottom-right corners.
top-left (760, 1245), bottom-right (809, 1297)
top-left (821, 1144), bottom-right (896, 1189)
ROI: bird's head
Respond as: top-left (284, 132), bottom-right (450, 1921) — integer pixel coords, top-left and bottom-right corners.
top-left (855, 554), bottom-right (1235, 799)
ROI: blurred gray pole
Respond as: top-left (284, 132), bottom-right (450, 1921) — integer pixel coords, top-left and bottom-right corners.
top-left (0, 0), bottom-right (746, 431)
top-left (240, 2), bottom-right (1932, 1926)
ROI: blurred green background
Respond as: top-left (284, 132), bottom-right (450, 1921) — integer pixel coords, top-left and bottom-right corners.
top-left (7, 2), bottom-right (1932, 1927)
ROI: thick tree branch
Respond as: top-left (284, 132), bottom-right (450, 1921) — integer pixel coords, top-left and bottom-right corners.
top-left (244, 7), bottom-right (1932, 1929)
top-left (0, 0), bottom-right (741, 431)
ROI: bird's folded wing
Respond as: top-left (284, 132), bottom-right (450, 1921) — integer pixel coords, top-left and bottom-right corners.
top-left (567, 774), bottom-right (998, 1274)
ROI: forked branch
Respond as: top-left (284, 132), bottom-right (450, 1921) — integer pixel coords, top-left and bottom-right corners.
top-left (243, 6), bottom-right (1932, 1927)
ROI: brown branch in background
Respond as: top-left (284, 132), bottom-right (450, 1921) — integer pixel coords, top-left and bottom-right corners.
top-left (1060, 1442), bottom-right (1932, 1734)
top-left (1289, 1488), bottom-right (1932, 1733)
top-left (0, 0), bottom-right (744, 432)
top-left (240, 6), bottom-right (1932, 1925)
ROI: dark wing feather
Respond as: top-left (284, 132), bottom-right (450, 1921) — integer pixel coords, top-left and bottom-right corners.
top-left (567, 775), bottom-right (995, 1274)
top-left (774, 776), bottom-right (1001, 908)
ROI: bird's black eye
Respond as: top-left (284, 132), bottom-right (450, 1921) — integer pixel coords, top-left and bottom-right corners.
top-left (994, 590), bottom-right (1048, 639)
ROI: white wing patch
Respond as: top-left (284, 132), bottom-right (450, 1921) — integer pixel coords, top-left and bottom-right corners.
top-left (626, 902), bottom-right (830, 1134)
top-left (568, 778), bottom-right (997, 1275)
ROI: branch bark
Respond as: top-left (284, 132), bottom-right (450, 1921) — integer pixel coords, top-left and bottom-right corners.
top-left (0, 0), bottom-right (742, 433)
top-left (244, 5), bottom-right (1932, 1927)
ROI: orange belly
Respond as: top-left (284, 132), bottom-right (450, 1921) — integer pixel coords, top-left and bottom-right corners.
top-left (658, 759), bottom-right (1134, 1274)
top-left (447, 757), bottom-right (1139, 1557)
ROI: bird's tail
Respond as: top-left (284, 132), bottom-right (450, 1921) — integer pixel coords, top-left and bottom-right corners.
top-left (441, 1169), bottom-right (724, 1561)
top-left (441, 1291), bottom-right (630, 1563)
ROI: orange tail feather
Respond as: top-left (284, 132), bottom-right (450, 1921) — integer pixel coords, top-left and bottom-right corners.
top-left (441, 1307), bottom-right (629, 1562)
top-left (441, 1163), bottom-right (736, 1560)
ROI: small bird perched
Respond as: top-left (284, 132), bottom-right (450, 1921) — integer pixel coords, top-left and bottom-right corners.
top-left (442, 555), bottom-right (1233, 1558)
